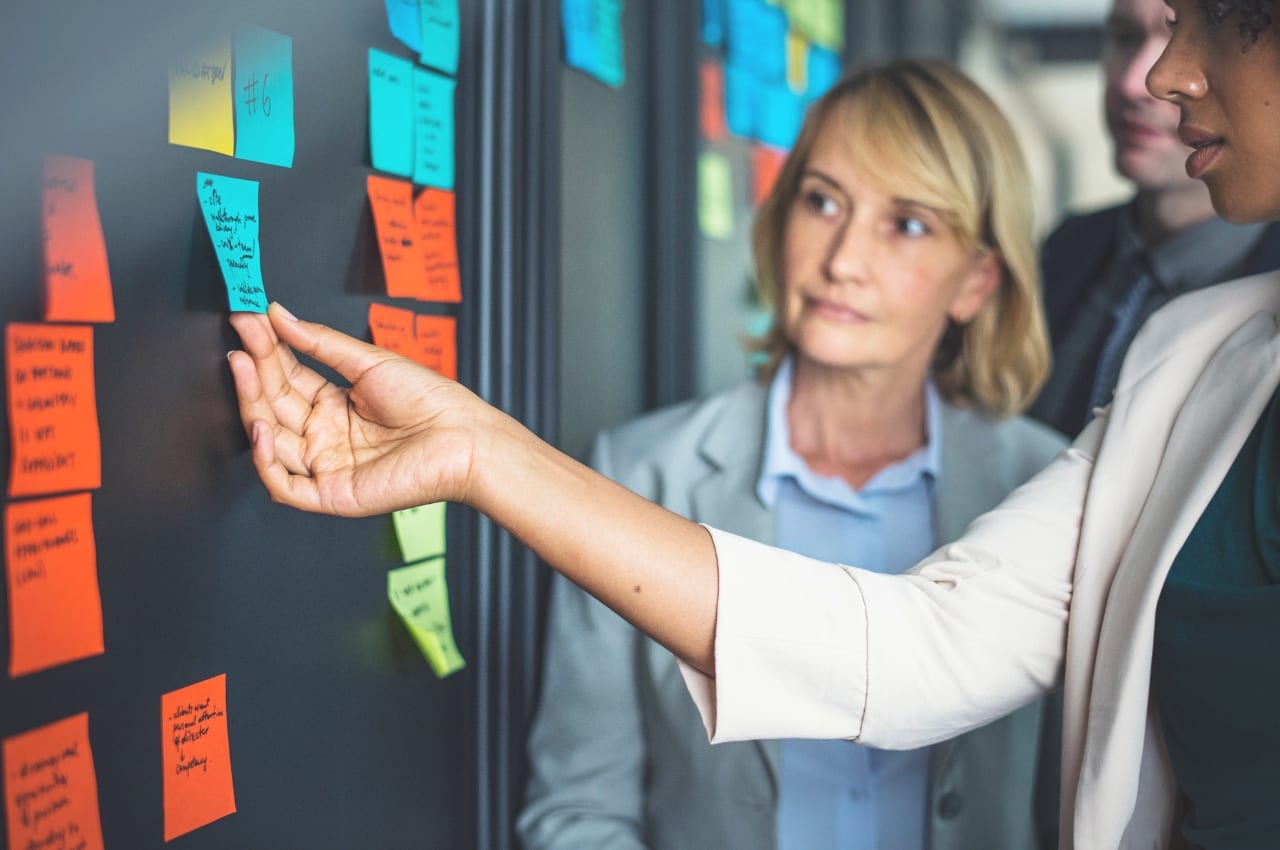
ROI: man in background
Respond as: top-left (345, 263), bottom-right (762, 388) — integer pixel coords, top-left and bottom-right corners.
top-left (1030, 0), bottom-right (1280, 436)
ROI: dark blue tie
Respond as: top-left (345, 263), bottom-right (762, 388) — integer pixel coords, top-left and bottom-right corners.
top-left (1087, 265), bottom-right (1156, 419)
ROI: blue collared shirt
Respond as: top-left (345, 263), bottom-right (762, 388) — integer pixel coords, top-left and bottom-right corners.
top-left (759, 357), bottom-right (941, 850)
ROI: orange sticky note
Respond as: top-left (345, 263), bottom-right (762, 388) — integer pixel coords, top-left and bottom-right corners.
top-left (700, 60), bottom-right (727, 142)
top-left (752, 144), bottom-right (788, 207)
top-left (3, 713), bottom-right (105, 850)
top-left (6, 493), bottom-right (103, 677)
top-left (42, 155), bottom-right (115, 323)
top-left (6, 324), bottom-right (101, 498)
top-left (414, 315), bottom-right (457, 380)
top-left (367, 174), bottom-right (427, 299)
top-left (368, 302), bottom-right (416, 358)
top-left (414, 188), bottom-right (462, 303)
top-left (162, 674), bottom-right (236, 841)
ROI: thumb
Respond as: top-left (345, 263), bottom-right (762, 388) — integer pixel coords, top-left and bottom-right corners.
top-left (268, 303), bottom-right (397, 385)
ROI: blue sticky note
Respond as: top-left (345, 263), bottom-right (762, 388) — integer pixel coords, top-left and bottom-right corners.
top-left (702, 0), bottom-right (725, 46)
top-left (728, 0), bottom-right (787, 83)
top-left (386, 0), bottom-right (423, 51)
top-left (419, 0), bottom-right (460, 76)
top-left (196, 172), bottom-right (267, 312)
top-left (725, 62), bottom-right (757, 139)
top-left (758, 81), bottom-right (804, 149)
top-left (233, 26), bottom-right (295, 167)
top-left (562, 0), bottom-right (625, 88)
top-left (369, 49), bottom-right (415, 177)
top-left (806, 45), bottom-right (841, 102)
top-left (413, 67), bottom-right (455, 189)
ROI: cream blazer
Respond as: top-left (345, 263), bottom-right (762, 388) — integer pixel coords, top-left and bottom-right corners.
top-left (680, 272), bottom-right (1280, 850)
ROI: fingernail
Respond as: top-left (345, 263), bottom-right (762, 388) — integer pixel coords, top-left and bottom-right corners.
top-left (226, 351), bottom-right (235, 361)
top-left (274, 303), bottom-right (299, 321)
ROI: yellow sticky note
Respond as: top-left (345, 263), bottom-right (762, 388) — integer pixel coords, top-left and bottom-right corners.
top-left (391, 502), bottom-right (446, 563)
top-left (388, 559), bottom-right (465, 677)
top-left (698, 152), bottom-right (734, 241)
top-left (169, 37), bottom-right (235, 155)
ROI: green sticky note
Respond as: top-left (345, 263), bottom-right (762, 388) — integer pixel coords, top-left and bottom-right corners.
top-left (388, 558), bottom-right (465, 677)
top-left (392, 502), bottom-right (446, 562)
top-left (698, 152), bottom-right (734, 240)
top-left (784, 0), bottom-right (844, 51)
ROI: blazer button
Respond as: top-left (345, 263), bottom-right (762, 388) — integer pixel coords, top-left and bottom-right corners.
top-left (937, 791), bottom-right (964, 820)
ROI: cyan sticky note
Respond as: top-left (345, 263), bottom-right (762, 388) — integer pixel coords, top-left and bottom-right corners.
top-left (758, 81), bottom-right (804, 149)
top-left (419, 0), bottom-right (460, 76)
top-left (725, 62), bottom-right (757, 139)
top-left (562, 0), bottom-right (625, 88)
top-left (727, 0), bottom-right (787, 83)
top-left (806, 45), bottom-right (841, 102)
top-left (413, 66), bottom-right (456, 189)
top-left (233, 26), bottom-right (295, 167)
top-left (196, 172), bottom-right (267, 312)
top-left (702, 0), bottom-right (725, 46)
top-left (386, 0), bottom-right (423, 51)
top-left (392, 502), bottom-right (446, 563)
top-left (369, 48), bottom-right (416, 178)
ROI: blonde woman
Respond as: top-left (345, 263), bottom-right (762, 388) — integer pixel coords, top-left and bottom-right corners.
top-left (515, 61), bottom-right (1065, 850)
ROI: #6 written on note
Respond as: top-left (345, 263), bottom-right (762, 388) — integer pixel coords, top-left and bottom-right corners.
top-left (367, 175), bottom-right (427, 298)
top-left (169, 35), bottom-right (235, 156)
top-left (3, 713), bottom-right (105, 850)
top-left (42, 154), bottom-right (115, 323)
top-left (197, 172), bottom-right (268, 312)
top-left (6, 324), bottom-right (101, 498)
top-left (162, 674), bottom-right (236, 841)
top-left (5, 493), bottom-right (104, 678)
top-left (388, 558), bottom-right (465, 677)
top-left (233, 25), bottom-right (295, 168)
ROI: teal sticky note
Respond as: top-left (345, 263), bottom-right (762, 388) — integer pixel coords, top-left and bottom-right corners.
top-left (233, 26), bottom-right (295, 167)
top-left (369, 49), bottom-right (415, 178)
top-left (419, 0), bottom-right (460, 76)
top-left (806, 45), bottom-right (840, 102)
top-left (562, 0), bottom-right (625, 88)
top-left (386, 0), bottom-right (422, 51)
top-left (392, 502), bottom-right (446, 563)
top-left (758, 80), bottom-right (804, 149)
top-left (725, 61), bottom-right (757, 139)
top-left (412, 67), bottom-right (455, 189)
top-left (728, 0), bottom-right (786, 83)
top-left (196, 172), bottom-right (267, 312)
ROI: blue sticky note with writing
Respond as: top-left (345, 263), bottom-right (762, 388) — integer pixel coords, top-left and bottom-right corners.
top-left (196, 172), bottom-right (267, 312)
top-left (369, 48), bottom-right (415, 177)
top-left (727, 0), bottom-right (786, 83)
top-left (806, 45), bottom-right (840, 102)
top-left (725, 62), bottom-right (757, 139)
top-left (758, 80), bottom-right (804, 149)
top-left (413, 67), bottom-right (455, 189)
top-left (233, 26), bottom-right (295, 167)
top-left (702, 0), bottom-right (725, 46)
top-left (419, 0), bottom-right (460, 76)
top-left (386, 0), bottom-right (422, 51)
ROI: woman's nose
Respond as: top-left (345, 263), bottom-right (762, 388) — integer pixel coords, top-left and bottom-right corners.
top-left (1147, 31), bottom-right (1208, 103)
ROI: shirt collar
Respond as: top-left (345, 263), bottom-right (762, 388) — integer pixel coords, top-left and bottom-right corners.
top-left (756, 356), bottom-right (941, 510)
top-left (1119, 202), bottom-right (1267, 295)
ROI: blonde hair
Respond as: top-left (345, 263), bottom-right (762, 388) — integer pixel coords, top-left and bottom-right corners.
top-left (749, 59), bottom-right (1050, 417)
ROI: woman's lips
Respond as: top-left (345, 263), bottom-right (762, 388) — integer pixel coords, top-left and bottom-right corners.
top-left (808, 298), bottom-right (868, 323)
top-left (1185, 139), bottom-right (1223, 179)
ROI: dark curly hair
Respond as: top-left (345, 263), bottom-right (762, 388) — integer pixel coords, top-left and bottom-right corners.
top-left (1200, 0), bottom-right (1274, 45)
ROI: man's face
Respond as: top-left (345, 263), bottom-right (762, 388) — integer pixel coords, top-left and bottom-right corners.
top-left (1103, 0), bottom-right (1193, 190)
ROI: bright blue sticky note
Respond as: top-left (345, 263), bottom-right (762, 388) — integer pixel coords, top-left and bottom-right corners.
top-left (369, 48), bottom-right (415, 177)
top-left (413, 67), bottom-right (455, 189)
top-left (725, 62), bottom-right (757, 139)
top-left (233, 26), bottom-right (295, 167)
top-left (196, 172), bottom-right (267, 312)
top-left (758, 81), bottom-right (804, 149)
top-left (728, 0), bottom-right (787, 83)
top-left (702, 0), bottom-right (725, 46)
top-left (562, 0), bottom-right (625, 88)
top-left (807, 45), bottom-right (841, 102)
top-left (419, 0), bottom-right (460, 76)
top-left (386, 0), bottom-right (423, 51)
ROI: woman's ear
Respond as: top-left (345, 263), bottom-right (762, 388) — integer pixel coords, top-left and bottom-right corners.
top-left (948, 248), bottom-right (1002, 324)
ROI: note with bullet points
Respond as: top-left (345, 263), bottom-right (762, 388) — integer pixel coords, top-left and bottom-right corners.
top-left (197, 172), bottom-right (267, 312)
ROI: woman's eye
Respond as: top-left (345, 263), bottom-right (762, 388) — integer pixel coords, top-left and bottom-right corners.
top-left (804, 191), bottom-right (838, 216)
top-left (896, 216), bottom-right (930, 237)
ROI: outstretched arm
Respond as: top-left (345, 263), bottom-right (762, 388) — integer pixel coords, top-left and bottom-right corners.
top-left (227, 304), bottom-right (719, 673)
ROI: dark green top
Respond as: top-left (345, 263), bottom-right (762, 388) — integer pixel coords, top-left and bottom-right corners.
top-left (1151, 389), bottom-right (1280, 849)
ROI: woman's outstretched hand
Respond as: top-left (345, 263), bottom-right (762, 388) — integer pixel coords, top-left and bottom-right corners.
top-left (227, 303), bottom-right (492, 516)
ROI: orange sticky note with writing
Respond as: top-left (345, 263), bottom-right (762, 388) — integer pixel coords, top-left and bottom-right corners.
top-left (367, 174), bottom-right (427, 298)
top-left (6, 493), bottom-right (104, 677)
top-left (368, 302), bottom-right (416, 358)
top-left (6, 324), bottom-right (101, 498)
top-left (700, 60), bottom-right (727, 142)
top-left (3, 713), bottom-right (105, 850)
top-left (752, 144), bottom-right (788, 207)
top-left (43, 154), bottom-right (115, 323)
top-left (414, 314), bottom-right (457, 380)
top-left (414, 188), bottom-right (462, 303)
top-left (162, 674), bottom-right (236, 841)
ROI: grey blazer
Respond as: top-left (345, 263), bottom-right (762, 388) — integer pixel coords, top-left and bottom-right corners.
top-left (518, 380), bottom-right (1067, 850)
